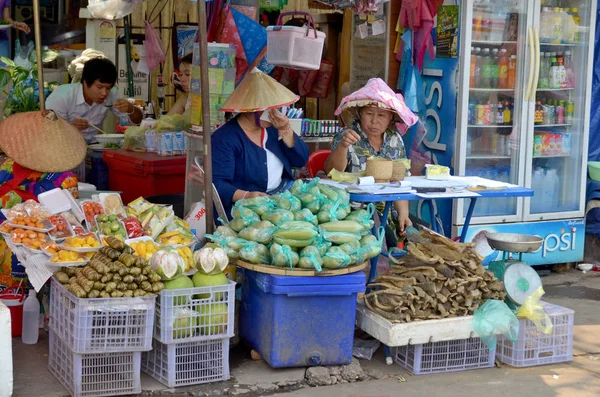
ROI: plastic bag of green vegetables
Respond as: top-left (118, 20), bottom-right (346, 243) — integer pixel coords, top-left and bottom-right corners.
top-left (154, 114), bottom-right (191, 131)
top-left (290, 177), bottom-right (320, 196)
top-left (345, 203), bottom-right (376, 229)
top-left (356, 227), bottom-right (385, 262)
top-left (313, 234), bottom-right (332, 257)
top-left (205, 232), bottom-right (248, 260)
top-left (229, 207), bottom-right (260, 232)
top-left (291, 178), bottom-right (323, 214)
top-left (234, 195), bottom-right (275, 217)
top-left (238, 221), bottom-right (276, 244)
top-left (317, 197), bottom-right (350, 223)
top-left (320, 230), bottom-right (361, 244)
top-left (261, 209), bottom-right (294, 226)
top-left (271, 191), bottom-right (301, 212)
top-left (339, 240), bottom-right (362, 265)
top-left (322, 246), bottom-right (351, 269)
top-left (294, 208), bottom-right (318, 226)
top-left (239, 241), bottom-right (270, 264)
top-left (318, 183), bottom-right (350, 207)
top-left (273, 221), bottom-right (318, 247)
top-left (270, 243), bottom-right (299, 268)
top-left (123, 126), bottom-right (147, 152)
top-left (298, 245), bottom-right (323, 272)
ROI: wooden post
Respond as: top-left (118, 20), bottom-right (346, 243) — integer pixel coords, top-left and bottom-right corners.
top-left (32, 0), bottom-right (45, 110)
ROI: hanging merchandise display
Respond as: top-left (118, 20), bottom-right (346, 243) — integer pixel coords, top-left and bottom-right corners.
top-left (266, 12), bottom-right (326, 71)
top-left (144, 21), bottom-right (166, 72)
top-left (400, 0), bottom-right (444, 71)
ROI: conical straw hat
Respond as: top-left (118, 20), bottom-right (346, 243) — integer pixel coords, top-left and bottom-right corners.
top-left (0, 111), bottom-right (87, 173)
top-left (219, 68), bottom-right (299, 113)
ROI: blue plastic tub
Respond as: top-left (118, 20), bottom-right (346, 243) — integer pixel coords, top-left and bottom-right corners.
top-left (239, 269), bottom-right (366, 368)
top-left (85, 151), bottom-right (109, 190)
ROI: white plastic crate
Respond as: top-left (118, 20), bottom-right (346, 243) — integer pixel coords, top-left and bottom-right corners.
top-left (266, 25), bottom-right (325, 70)
top-left (154, 280), bottom-right (235, 344)
top-left (48, 331), bottom-right (141, 397)
top-left (392, 337), bottom-right (496, 375)
top-left (496, 301), bottom-right (574, 367)
top-left (142, 338), bottom-right (230, 388)
top-left (50, 278), bottom-right (156, 353)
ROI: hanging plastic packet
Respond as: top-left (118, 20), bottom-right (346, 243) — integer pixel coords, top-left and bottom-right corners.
top-left (517, 287), bottom-right (553, 335)
top-left (473, 300), bottom-right (520, 350)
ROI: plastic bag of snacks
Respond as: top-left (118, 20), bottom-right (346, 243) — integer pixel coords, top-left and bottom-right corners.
top-left (123, 216), bottom-right (147, 238)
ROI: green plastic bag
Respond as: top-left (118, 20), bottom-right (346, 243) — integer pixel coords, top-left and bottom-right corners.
top-left (317, 197), bottom-right (349, 223)
top-left (233, 196), bottom-right (275, 217)
top-left (238, 221), bottom-right (276, 245)
top-left (228, 208), bottom-right (260, 232)
top-left (261, 209), bottom-right (294, 226)
top-left (271, 191), bottom-right (302, 212)
top-left (322, 246), bottom-right (351, 269)
top-left (239, 241), bottom-right (270, 264)
top-left (473, 300), bottom-right (519, 349)
top-left (294, 208), bottom-right (319, 226)
top-left (270, 243), bottom-right (299, 268)
top-left (345, 203), bottom-right (376, 229)
top-left (298, 246), bottom-right (323, 272)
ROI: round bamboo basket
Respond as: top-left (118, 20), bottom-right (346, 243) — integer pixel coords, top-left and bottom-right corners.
top-left (391, 161), bottom-right (406, 182)
top-left (365, 158), bottom-right (393, 183)
top-left (235, 259), bottom-right (368, 276)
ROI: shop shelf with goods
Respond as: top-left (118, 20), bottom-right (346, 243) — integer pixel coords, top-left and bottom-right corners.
top-left (154, 281), bottom-right (236, 344)
top-left (142, 338), bottom-right (230, 388)
top-left (392, 337), bottom-right (496, 375)
top-left (496, 301), bottom-right (574, 367)
top-left (49, 279), bottom-right (156, 354)
top-left (451, 0), bottom-right (595, 267)
top-left (239, 269), bottom-right (366, 368)
top-left (48, 330), bottom-right (142, 397)
top-left (103, 149), bottom-right (186, 204)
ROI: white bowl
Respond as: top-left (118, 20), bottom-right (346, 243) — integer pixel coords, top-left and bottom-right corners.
top-left (578, 263), bottom-right (593, 272)
top-left (96, 134), bottom-right (124, 144)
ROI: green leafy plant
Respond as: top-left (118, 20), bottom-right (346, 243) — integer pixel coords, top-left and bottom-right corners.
top-left (0, 49), bottom-right (61, 117)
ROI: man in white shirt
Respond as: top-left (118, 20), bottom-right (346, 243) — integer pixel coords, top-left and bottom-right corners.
top-left (46, 57), bottom-right (143, 143)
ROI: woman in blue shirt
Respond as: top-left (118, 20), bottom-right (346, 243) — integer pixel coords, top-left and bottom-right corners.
top-left (212, 69), bottom-right (309, 218)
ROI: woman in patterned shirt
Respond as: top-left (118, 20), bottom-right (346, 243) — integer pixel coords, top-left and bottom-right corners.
top-left (325, 79), bottom-right (418, 244)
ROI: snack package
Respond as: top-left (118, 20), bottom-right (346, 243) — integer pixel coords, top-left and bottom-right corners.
top-left (140, 205), bottom-right (174, 239)
top-left (123, 216), bottom-right (147, 238)
top-left (99, 193), bottom-right (126, 217)
top-left (126, 197), bottom-right (155, 218)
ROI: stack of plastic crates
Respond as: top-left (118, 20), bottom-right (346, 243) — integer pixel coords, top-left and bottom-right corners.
top-left (496, 301), bottom-right (574, 367)
top-left (392, 337), bottom-right (496, 375)
top-left (142, 280), bottom-right (235, 388)
top-left (48, 279), bottom-right (156, 397)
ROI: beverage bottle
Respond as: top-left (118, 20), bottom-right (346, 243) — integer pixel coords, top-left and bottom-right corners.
top-left (507, 54), bottom-right (517, 88)
top-left (566, 100), bottom-right (575, 123)
top-left (538, 52), bottom-right (549, 88)
top-left (484, 103), bottom-right (492, 125)
top-left (481, 48), bottom-right (491, 87)
top-left (503, 101), bottom-right (512, 125)
top-left (556, 103), bottom-right (565, 124)
top-left (557, 56), bottom-right (566, 88)
top-left (22, 290), bottom-right (40, 344)
top-left (498, 49), bottom-right (509, 88)
top-left (473, 6), bottom-right (483, 41)
top-left (572, 8), bottom-right (580, 42)
top-left (532, 169), bottom-right (543, 213)
top-left (490, 48), bottom-right (499, 88)
top-left (496, 101), bottom-right (503, 125)
top-left (535, 101), bottom-right (544, 124)
top-left (564, 51), bottom-right (575, 88)
top-left (470, 47), bottom-right (477, 87)
top-left (475, 48), bottom-right (483, 87)
top-left (549, 57), bottom-right (560, 88)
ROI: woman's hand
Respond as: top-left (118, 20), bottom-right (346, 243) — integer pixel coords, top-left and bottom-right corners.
top-left (340, 129), bottom-right (361, 149)
top-left (245, 191), bottom-right (267, 199)
top-left (113, 99), bottom-right (133, 114)
top-left (268, 109), bottom-right (290, 131)
top-left (13, 21), bottom-right (30, 34)
top-left (397, 212), bottom-right (412, 235)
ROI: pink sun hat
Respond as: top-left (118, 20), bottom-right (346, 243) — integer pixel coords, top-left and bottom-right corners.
top-left (335, 78), bottom-right (418, 128)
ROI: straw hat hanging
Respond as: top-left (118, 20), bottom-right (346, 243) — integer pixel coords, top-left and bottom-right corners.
top-left (0, 111), bottom-right (87, 173)
top-left (219, 68), bottom-right (299, 113)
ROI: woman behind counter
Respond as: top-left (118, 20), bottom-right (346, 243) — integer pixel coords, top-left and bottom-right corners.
top-left (325, 78), bottom-right (418, 242)
top-left (212, 68), bottom-right (309, 218)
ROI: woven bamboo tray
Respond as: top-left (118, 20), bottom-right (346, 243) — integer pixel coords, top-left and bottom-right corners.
top-left (235, 259), bottom-right (368, 276)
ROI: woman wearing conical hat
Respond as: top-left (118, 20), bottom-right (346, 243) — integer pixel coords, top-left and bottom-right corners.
top-left (212, 69), bottom-right (310, 218)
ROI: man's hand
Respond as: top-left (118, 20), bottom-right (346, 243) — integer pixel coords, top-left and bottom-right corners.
top-left (113, 99), bottom-right (133, 113)
top-left (71, 118), bottom-right (89, 131)
top-left (340, 129), bottom-right (361, 149)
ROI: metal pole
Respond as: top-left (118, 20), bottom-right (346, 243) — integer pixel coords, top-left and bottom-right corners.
top-left (197, 1), bottom-right (214, 233)
top-left (124, 16), bottom-right (135, 97)
top-left (32, 0), bottom-right (45, 110)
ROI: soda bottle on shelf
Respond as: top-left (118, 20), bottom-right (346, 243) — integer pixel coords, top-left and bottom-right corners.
top-left (556, 102), bottom-right (565, 124)
top-left (538, 52), bottom-right (549, 89)
top-left (564, 51), bottom-right (575, 88)
top-left (557, 56), bottom-right (566, 88)
top-left (490, 48), bottom-right (499, 88)
top-left (549, 57), bottom-right (560, 88)
top-left (503, 101), bottom-right (512, 125)
top-left (535, 101), bottom-right (544, 124)
top-left (476, 102), bottom-right (485, 125)
top-left (482, 48), bottom-right (493, 87)
top-left (498, 49), bottom-right (509, 88)
top-left (496, 101), bottom-right (504, 125)
top-left (475, 48), bottom-right (483, 87)
top-left (507, 54), bottom-right (517, 89)
top-left (566, 101), bottom-right (575, 123)
top-left (484, 103), bottom-right (493, 125)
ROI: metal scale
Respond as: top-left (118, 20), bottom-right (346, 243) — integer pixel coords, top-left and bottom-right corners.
top-left (486, 233), bottom-right (544, 310)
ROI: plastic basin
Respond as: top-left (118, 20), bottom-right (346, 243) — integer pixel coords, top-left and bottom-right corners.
top-left (589, 162), bottom-right (600, 182)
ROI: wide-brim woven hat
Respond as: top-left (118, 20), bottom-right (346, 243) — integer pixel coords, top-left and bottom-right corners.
top-left (219, 68), bottom-right (299, 113)
top-left (0, 111), bottom-right (87, 172)
top-left (334, 78), bottom-right (418, 127)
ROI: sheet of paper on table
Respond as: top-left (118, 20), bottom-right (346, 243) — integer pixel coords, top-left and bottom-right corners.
top-left (24, 254), bottom-right (61, 292)
top-left (415, 191), bottom-right (481, 199)
top-left (449, 176), bottom-right (516, 189)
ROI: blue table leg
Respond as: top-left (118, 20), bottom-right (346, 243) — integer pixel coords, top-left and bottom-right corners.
top-left (423, 199), bottom-right (441, 234)
top-left (367, 201), bottom-right (393, 288)
top-left (460, 197), bottom-right (478, 243)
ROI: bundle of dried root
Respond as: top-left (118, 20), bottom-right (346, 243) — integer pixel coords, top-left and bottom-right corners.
top-left (364, 229), bottom-right (506, 323)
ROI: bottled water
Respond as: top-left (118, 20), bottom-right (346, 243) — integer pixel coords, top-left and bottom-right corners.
top-left (21, 290), bottom-right (40, 344)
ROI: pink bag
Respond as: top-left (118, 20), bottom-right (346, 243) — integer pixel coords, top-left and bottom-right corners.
top-left (144, 20), bottom-right (166, 72)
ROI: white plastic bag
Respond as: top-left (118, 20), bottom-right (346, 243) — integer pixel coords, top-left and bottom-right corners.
top-left (185, 201), bottom-right (207, 244)
top-left (87, 0), bottom-right (140, 20)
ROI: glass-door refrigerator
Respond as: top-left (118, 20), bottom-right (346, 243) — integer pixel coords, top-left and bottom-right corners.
top-left (453, 0), bottom-right (596, 265)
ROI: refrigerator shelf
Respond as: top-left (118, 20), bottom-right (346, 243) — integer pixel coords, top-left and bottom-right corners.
top-left (470, 88), bottom-right (515, 93)
top-left (533, 154), bottom-right (570, 159)
top-left (534, 124), bottom-right (572, 128)
top-left (536, 88), bottom-right (575, 92)
top-left (539, 43), bottom-right (578, 47)
top-left (472, 40), bottom-right (518, 46)
top-left (467, 155), bottom-right (511, 160)
top-left (468, 125), bottom-right (513, 128)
